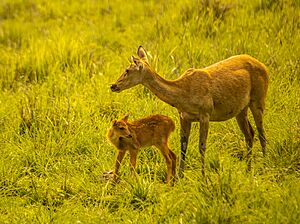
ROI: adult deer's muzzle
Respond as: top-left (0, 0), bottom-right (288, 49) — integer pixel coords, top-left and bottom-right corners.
top-left (110, 84), bottom-right (120, 92)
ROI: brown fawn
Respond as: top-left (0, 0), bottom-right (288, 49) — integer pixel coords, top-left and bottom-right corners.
top-left (111, 46), bottom-right (269, 177)
top-left (107, 114), bottom-right (176, 184)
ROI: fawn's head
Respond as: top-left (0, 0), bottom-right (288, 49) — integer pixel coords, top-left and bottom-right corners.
top-left (111, 46), bottom-right (151, 92)
top-left (110, 114), bottom-right (133, 140)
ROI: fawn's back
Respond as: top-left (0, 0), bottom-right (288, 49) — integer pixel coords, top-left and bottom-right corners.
top-left (130, 114), bottom-right (175, 147)
top-left (107, 114), bottom-right (175, 150)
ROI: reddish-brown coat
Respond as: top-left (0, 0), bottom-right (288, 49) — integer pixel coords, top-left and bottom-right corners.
top-left (107, 114), bottom-right (176, 184)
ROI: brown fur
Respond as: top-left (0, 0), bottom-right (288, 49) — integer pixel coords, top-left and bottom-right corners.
top-left (111, 46), bottom-right (269, 176)
top-left (107, 114), bottom-right (176, 184)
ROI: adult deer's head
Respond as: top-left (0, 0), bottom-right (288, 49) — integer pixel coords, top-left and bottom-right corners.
top-left (110, 46), bottom-right (149, 92)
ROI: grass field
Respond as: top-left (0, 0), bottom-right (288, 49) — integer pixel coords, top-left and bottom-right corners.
top-left (0, 0), bottom-right (299, 223)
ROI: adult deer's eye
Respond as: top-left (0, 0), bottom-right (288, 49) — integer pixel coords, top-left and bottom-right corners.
top-left (123, 70), bottom-right (129, 77)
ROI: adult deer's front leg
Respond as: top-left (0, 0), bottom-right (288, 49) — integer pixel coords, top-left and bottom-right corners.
top-left (199, 116), bottom-right (209, 176)
top-left (178, 115), bottom-right (192, 178)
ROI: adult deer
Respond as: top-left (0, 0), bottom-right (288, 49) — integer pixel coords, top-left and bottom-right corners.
top-left (111, 46), bottom-right (268, 177)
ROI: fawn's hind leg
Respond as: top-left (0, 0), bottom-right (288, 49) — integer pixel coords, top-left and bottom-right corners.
top-left (158, 144), bottom-right (174, 184)
top-left (236, 107), bottom-right (254, 170)
top-left (168, 149), bottom-right (177, 182)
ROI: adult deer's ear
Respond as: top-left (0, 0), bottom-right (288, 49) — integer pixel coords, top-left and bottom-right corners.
top-left (122, 114), bottom-right (130, 122)
top-left (131, 56), bottom-right (138, 64)
top-left (137, 46), bottom-right (148, 62)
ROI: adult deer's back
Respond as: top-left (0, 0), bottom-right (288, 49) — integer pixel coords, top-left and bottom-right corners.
top-left (197, 54), bottom-right (269, 121)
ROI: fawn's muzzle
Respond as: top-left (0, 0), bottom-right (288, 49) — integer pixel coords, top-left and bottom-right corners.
top-left (110, 84), bottom-right (120, 92)
top-left (118, 135), bottom-right (132, 141)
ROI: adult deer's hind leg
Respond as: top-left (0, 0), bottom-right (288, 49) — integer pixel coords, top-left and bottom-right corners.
top-left (199, 116), bottom-right (209, 176)
top-left (236, 107), bottom-right (254, 170)
top-left (250, 102), bottom-right (267, 156)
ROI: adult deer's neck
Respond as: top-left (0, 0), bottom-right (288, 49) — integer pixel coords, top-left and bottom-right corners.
top-left (142, 69), bottom-right (181, 107)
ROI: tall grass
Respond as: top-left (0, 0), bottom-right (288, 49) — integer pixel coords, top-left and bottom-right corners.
top-left (0, 0), bottom-right (299, 223)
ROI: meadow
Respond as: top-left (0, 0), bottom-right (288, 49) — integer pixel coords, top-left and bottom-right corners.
top-left (0, 0), bottom-right (299, 223)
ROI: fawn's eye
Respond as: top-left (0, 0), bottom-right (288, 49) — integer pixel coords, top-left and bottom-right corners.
top-left (119, 127), bottom-right (125, 130)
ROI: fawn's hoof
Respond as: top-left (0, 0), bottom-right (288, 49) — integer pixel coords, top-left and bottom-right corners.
top-left (101, 170), bottom-right (114, 181)
top-left (178, 171), bottom-right (184, 179)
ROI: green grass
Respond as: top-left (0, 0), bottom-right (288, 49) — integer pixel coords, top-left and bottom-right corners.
top-left (0, 0), bottom-right (299, 223)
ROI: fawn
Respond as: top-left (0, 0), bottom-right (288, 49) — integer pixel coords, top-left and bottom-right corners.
top-left (107, 114), bottom-right (176, 184)
top-left (111, 46), bottom-right (269, 176)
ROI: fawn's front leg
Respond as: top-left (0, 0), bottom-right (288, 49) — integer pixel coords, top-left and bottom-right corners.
top-left (114, 150), bottom-right (126, 182)
top-left (129, 149), bottom-right (139, 176)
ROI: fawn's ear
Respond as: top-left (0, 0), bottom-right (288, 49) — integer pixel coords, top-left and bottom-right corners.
top-left (112, 120), bottom-right (117, 126)
top-left (137, 46), bottom-right (148, 62)
top-left (131, 56), bottom-right (144, 70)
top-left (121, 114), bottom-right (130, 122)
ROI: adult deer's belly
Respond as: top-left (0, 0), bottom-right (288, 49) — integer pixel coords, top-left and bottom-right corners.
top-left (210, 94), bottom-right (250, 121)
